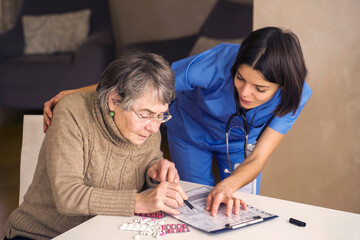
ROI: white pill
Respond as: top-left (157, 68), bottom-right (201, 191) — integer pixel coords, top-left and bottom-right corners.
top-left (120, 224), bottom-right (127, 230)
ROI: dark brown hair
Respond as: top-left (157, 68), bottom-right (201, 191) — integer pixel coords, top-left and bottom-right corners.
top-left (231, 27), bottom-right (307, 117)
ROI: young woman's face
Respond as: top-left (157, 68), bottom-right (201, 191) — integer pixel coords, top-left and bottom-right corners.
top-left (234, 64), bottom-right (280, 109)
top-left (109, 90), bottom-right (169, 145)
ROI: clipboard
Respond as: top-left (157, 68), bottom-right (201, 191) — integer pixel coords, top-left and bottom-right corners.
top-left (170, 186), bottom-right (278, 233)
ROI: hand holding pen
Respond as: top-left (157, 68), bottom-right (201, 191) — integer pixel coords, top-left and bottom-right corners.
top-left (145, 159), bottom-right (197, 214)
top-left (133, 159), bottom-right (192, 215)
top-left (135, 180), bottom-right (189, 215)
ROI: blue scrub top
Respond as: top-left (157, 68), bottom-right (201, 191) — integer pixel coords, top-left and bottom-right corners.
top-left (166, 43), bottom-right (312, 154)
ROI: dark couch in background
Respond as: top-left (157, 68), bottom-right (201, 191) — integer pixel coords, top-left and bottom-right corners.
top-left (123, 0), bottom-right (253, 65)
top-left (0, 0), bottom-right (114, 110)
top-left (0, 0), bottom-right (252, 110)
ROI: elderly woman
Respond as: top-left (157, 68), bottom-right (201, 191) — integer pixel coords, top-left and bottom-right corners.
top-left (4, 53), bottom-right (189, 240)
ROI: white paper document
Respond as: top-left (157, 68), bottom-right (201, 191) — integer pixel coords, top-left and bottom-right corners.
top-left (170, 186), bottom-right (277, 233)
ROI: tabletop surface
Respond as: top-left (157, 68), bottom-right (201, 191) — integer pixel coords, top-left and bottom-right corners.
top-left (53, 181), bottom-right (360, 240)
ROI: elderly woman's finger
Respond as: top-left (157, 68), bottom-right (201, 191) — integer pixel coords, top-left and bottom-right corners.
top-left (173, 171), bottom-right (180, 183)
top-left (157, 163), bottom-right (168, 182)
top-left (146, 165), bottom-right (158, 180)
top-left (166, 163), bottom-right (178, 183)
top-left (161, 203), bottom-right (180, 215)
top-left (163, 191), bottom-right (183, 208)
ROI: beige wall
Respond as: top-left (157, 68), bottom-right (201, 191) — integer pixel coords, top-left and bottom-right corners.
top-left (108, 0), bottom-right (216, 56)
top-left (254, 0), bottom-right (360, 213)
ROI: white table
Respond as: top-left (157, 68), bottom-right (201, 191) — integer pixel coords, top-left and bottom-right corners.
top-left (53, 181), bottom-right (360, 239)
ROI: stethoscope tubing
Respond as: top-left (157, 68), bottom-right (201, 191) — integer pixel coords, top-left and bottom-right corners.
top-left (225, 111), bottom-right (249, 173)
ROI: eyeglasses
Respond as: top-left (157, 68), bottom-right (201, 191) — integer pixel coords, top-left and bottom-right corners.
top-left (225, 110), bottom-right (249, 173)
top-left (131, 107), bottom-right (172, 123)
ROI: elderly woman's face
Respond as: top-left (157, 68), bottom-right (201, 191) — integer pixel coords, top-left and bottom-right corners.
top-left (109, 90), bottom-right (169, 145)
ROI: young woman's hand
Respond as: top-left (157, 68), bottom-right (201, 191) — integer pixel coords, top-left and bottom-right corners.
top-left (43, 84), bottom-right (98, 133)
top-left (206, 181), bottom-right (247, 217)
top-left (135, 182), bottom-right (188, 215)
top-left (43, 90), bottom-right (74, 133)
top-left (147, 159), bottom-right (180, 183)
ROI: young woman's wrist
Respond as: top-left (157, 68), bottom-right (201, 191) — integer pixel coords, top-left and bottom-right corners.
top-left (217, 176), bottom-right (239, 193)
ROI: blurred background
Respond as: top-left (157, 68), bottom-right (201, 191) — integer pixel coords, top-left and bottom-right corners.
top-left (0, 0), bottom-right (359, 238)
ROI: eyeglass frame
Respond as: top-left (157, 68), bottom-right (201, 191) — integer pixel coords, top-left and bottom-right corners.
top-left (131, 107), bottom-right (172, 123)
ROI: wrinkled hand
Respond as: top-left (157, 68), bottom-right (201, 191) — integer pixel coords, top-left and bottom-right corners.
top-left (206, 182), bottom-right (247, 217)
top-left (43, 90), bottom-right (74, 133)
top-left (135, 182), bottom-right (187, 215)
top-left (147, 159), bottom-right (179, 183)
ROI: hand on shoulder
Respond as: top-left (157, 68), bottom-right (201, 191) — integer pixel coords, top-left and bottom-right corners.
top-left (43, 89), bottom-right (80, 133)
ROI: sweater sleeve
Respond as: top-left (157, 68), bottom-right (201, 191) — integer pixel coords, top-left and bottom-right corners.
top-left (44, 95), bottom-right (136, 216)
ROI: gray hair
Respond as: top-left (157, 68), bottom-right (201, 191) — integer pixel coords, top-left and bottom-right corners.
top-left (97, 52), bottom-right (175, 111)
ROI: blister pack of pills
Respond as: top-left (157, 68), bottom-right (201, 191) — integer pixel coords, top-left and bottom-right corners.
top-left (135, 212), bottom-right (165, 219)
top-left (119, 217), bottom-right (190, 239)
top-left (160, 223), bottom-right (190, 234)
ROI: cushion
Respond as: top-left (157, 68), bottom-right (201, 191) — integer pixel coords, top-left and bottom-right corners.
top-left (22, 9), bottom-right (91, 54)
top-left (189, 36), bottom-right (243, 56)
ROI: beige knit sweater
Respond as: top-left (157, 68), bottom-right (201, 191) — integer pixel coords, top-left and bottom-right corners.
top-left (4, 92), bottom-right (162, 240)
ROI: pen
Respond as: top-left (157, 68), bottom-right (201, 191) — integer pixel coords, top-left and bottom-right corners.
top-left (184, 199), bottom-right (197, 213)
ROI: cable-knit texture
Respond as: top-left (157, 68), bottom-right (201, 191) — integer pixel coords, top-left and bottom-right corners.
top-left (4, 92), bottom-right (163, 240)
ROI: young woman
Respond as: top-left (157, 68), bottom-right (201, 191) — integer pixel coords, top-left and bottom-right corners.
top-left (43, 27), bottom-right (311, 217)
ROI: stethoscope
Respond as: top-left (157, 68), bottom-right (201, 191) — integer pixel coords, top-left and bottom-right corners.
top-left (225, 95), bottom-right (249, 173)
top-left (224, 91), bottom-right (274, 174)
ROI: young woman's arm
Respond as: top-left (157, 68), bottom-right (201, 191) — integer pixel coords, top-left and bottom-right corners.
top-left (206, 127), bottom-right (285, 216)
top-left (43, 84), bottom-right (98, 132)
